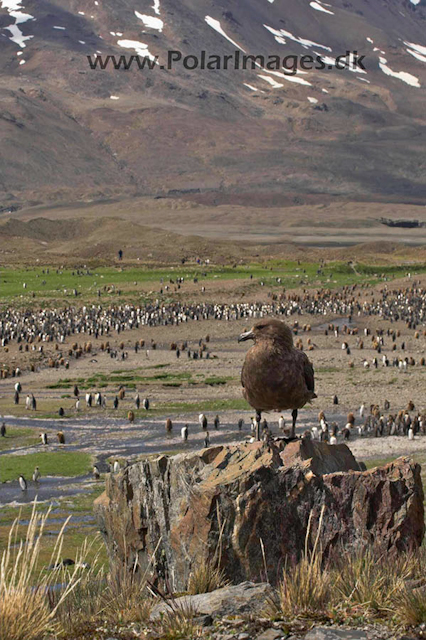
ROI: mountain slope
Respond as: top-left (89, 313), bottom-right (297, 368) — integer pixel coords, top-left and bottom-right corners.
top-left (0, 0), bottom-right (426, 209)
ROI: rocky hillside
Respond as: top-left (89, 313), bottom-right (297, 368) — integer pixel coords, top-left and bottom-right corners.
top-left (1, 0), bottom-right (426, 209)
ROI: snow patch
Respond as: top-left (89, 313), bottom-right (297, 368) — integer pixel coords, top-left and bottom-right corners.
top-left (19, 58), bottom-right (25, 64)
top-left (78, 11), bottom-right (85, 15)
top-left (243, 83), bottom-right (262, 91)
top-left (1, 0), bottom-right (34, 48)
top-left (53, 25), bottom-right (66, 29)
top-left (366, 37), bottom-right (373, 44)
top-left (152, 0), bottom-right (160, 14)
top-left (205, 16), bottom-right (246, 52)
top-left (404, 42), bottom-right (426, 56)
top-left (117, 39), bottom-right (157, 61)
top-left (78, 40), bottom-right (86, 44)
top-left (264, 24), bottom-right (332, 51)
top-left (258, 74), bottom-right (283, 88)
top-left (135, 11), bottom-right (163, 32)
top-left (310, 2), bottom-right (334, 15)
top-left (316, 52), bottom-right (366, 73)
top-left (308, 96), bottom-right (318, 103)
top-left (379, 60), bottom-right (420, 87)
top-left (110, 95), bottom-right (119, 99)
top-left (263, 69), bottom-right (312, 85)
top-left (406, 48), bottom-right (426, 63)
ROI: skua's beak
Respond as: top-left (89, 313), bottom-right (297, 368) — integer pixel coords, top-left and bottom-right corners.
top-left (238, 329), bottom-right (255, 343)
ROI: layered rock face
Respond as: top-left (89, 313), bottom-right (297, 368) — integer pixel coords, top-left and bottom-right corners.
top-left (95, 440), bottom-right (424, 589)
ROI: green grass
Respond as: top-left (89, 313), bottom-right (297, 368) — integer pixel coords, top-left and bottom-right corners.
top-left (153, 398), bottom-right (250, 414)
top-left (45, 371), bottom-right (230, 391)
top-left (363, 457), bottom-right (400, 470)
top-left (0, 486), bottom-right (108, 575)
top-left (0, 427), bottom-right (39, 452)
top-left (2, 260), bottom-right (426, 307)
top-left (0, 451), bottom-right (92, 483)
top-left (203, 376), bottom-right (233, 386)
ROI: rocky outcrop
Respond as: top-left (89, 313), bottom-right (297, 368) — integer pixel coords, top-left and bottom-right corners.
top-left (150, 581), bottom-right (273, 621)
top-left (95, 440), bottom-right (424, 589)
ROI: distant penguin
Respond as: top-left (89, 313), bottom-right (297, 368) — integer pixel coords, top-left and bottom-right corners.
top-left (32, 467), bottom-right (41, 483)
top-left (19, 475), bottom-right (27, 491)
top-left (128, 410), bottom-right (135, 423)
top-left (214, 415), bottom-right (220, 430)
top-left (181, 424), bottom-right (188, 441)
top-left (165, 418), bottom-right (173, 433)
top-left (408, 427), bottom-right (414, 441)
top-left (113, 396), bottom-right (119, 409)
top-left (329, 435), bottom-right (337, 445)
top-left (142, 398), bottom-right (150, 410)
top-left (40, 432), bottom-right (48, 445)
top-left (113, 460), bottom-right (120, 473)
top-left (93, 465), bottom-right (100, 480)
top-left (199, 413), bottom-right (208, 430)
top-left (278, 415), bottom-right (285, 432)
top-left (135, 393), bottom-right (140, 409)
top-left (75, 399), bottom-right (80, 412)
top-left (58, 407), bottom-right (65, 417)
top-left (204, 431), bottom-right (210, 447)
top-left (238, 418), bottom-right (244, 431)
top-left (57, 431), bottom-right (65, 444)
top-left (333, 395), bottom-right (338, 405)
top-left (0, 422), bottom-right (6, 437)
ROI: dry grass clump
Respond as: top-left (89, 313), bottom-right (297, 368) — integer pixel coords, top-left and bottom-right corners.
top-left (278, 551), bottom-right (332, 619)
top-left (0, 504), bottom-right (155, 640)
top-left (187, 558), bottom-right (229, 595)
top-left (276, 506), bottom-right (331, 619)
top-left (274, 507), bottom-right (426, 627)
top-left (334, 547), bottom-right (410, 615)
top-left (395, 586), bottom-right (426, 626)
top-left (154, 599), bottom-right (202, 640)
top-left (0, 505), bottom-right (82, 640)
top-left (55, 561), bottom-right (152, 636)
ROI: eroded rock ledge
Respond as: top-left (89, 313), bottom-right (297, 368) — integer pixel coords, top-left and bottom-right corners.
top-left (95, 440), bottom-right (424, 589)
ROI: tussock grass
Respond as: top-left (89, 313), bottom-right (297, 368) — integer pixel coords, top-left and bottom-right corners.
top-left (187, 559), bottom-right (229, 595)
top-left (276, 507), bottom-right (331, 619)
top-left (0, 505), bottom-right (83, 640)
top-left (154, 599), bottom-right (202, 640)
top-left (0, 504), bottom-right (155, 640)
top-left (395, 586), bottom-right (426, 626)
top-left (335, 548), bottom-right (409, 615)
top-left (273, 508), bottom-right (426, 627)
